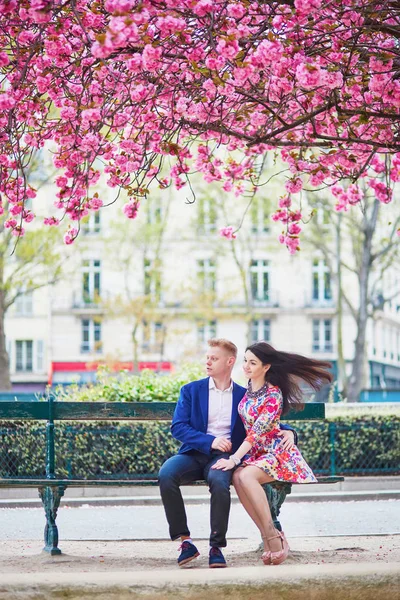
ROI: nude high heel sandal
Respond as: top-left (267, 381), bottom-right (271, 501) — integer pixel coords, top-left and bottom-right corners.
top-left (269, 530), bottom-right (290, 565)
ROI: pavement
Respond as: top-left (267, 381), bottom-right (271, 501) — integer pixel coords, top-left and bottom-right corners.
top-left (0, 477), bottom-right (399, 599)
top-left (1, 475), bottom-right (399, 507)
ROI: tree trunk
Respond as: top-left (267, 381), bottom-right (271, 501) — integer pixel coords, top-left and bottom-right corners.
top-left (347, 201), bottom-right (379, 402)
top-left (132, 324), bottom-right (140, 374)
top-left (0, 288), bottom-right (11, 390)
top-left (336, 213), bottom-right (347, 399)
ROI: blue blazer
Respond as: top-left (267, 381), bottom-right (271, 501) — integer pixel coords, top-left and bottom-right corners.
top-left (171, 377), bottom-right (294, 456)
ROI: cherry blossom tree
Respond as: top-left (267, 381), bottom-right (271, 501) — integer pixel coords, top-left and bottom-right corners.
top-left (1, 0), bottom-right (399, 252)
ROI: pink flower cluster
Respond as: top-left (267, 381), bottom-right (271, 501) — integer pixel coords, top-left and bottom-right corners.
top-left (331, 184), bottom-right (364, 211)
top-left (219, 226), bottom-right (236, 240)
top-left (0, 0), bottom-right (398, 250)
top-left (272, 196), bottom-right (302, 254)
top-left (123, 200), bottom-right (140, 219)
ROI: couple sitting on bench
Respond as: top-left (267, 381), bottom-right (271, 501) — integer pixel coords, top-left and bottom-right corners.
top-left (159, 338), bottom-right (332, 568)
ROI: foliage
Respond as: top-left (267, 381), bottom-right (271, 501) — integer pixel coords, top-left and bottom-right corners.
top-left (0, 415), bottom-right (399, 479)
top-left (53, 364), bottom-right (205, 403)
top-left (1, 1), bottom-right (400, 252)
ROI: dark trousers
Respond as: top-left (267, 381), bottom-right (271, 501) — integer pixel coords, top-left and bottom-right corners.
top-left (158, 450), bottom-right (232, 548)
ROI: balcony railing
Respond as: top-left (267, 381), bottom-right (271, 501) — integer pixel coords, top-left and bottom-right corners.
top-left (312, 343), bottom-right (334, 353)
top-left (80, 343), bottom-right (103, 354)
top-left (250, 289), bottom-right (280, 308)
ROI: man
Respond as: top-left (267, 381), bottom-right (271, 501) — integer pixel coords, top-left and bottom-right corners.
top-left (158, 338), bottom-right (295, 568)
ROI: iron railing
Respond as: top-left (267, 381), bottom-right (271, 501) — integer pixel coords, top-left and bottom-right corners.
top-left (0, 419), bottom-right (398, 479)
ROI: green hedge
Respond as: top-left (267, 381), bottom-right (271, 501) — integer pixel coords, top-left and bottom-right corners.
top-left (0, 370), bottom-right (399, 478)
top-left (0, 416), bottom-right (399, 479)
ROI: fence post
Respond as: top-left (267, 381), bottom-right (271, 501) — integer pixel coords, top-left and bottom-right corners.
top-left (46, 394), bottom-right (55, 480)
top-left (329, 421), bottom-right (336, 477)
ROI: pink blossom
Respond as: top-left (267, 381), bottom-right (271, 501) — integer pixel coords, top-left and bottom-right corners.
top-left (44, 216), bottom-right (60, 226)
top-left (285, 177), bottom-right (303, 194)
top-left (12, 225), bottom-right (25, 237)
top-left (81, 108), bottom-right (102, 123)
top-left (0, 93), bottom-right (16, 110)
top-left (227, 4), bottom-right (246, 19)
top-left (4, 218), bottom-right (17, 229)
top-left (64, 228), bottom-right (78, 245)
top-left (23, 211), bottom-right (35, 223)
top-left (296, 63), bottom-right (323, 89)
top-left (142, 45), bottom-right (162, 71)
top-left (0, 51), bottom-right (9, 66)
top-left (368, 179), bottom-right (393, 204)
top-left (123, 200), bottom-right (139, 219)
top-left (288, 223), bottom-right (302, 235)
top-left (279, 196), bottom-right (292, 208)
top-left (219, 226), bottom-right (236, 240)
top-left (193, 0), bottom-right (214, 17)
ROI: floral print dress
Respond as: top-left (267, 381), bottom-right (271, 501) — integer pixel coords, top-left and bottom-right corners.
top-left (238, 382), bottom-right (317, 483)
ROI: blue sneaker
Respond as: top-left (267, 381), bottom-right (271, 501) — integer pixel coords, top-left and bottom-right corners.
top-left (209, 547), bottom-right (227, 568)
top-left (177, 541), bottom-right (200, 567)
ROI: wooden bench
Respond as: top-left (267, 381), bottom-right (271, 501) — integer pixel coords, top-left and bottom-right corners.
top-left (0, 397), bottom-right (343, 554)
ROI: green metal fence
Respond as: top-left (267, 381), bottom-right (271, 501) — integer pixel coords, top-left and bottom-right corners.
top-left (0, 419), bottom-right (398, 479)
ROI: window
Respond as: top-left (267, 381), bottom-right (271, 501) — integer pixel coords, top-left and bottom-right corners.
top-left (82, 260), bottom-right (101, 303)
top-left (251, 319), bottom-right (271, 343)
top-left (250, 260), bottom-right (269, 302)
top-left (147, 199), bottom-right (162, 225)
top-left (198, 198), bottom-right (217, 234)
top-left (82, 212), bottom-right (101, 235)
top-left (312, 319), bottom-right (333, 352)
top-left (251, 198), bottom-right (269, 234)
top-left (81, 319), bottom-right (102, 353)
top-left (197, 320), bottom-right (217, 344)
top-left (15, 340), bottom-right (33, 372)
top-left (312, 259), bottom-right (332, 302)
top-left (144, 259), bottom-right (161, 301)
top-left (197, 259), bottom-right (216, 293)
top-left (142, 321), bottom-right (164, 352)
top-left (15, 291), bottom-right (33, 316)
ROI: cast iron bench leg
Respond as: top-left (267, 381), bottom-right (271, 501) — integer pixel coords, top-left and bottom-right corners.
top-left (262, 482), bottom-right (292, 532)
top-left (38, 485), bottom-right (66, 555)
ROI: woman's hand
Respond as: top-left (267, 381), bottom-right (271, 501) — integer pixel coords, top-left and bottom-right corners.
top-left (211, 457), bottom-right (235, 471)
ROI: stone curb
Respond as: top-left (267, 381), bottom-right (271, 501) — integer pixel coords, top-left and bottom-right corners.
top-left (1, 489), bottom-right (399, 508)
top-left (0, 562), bottom-right (399, 600)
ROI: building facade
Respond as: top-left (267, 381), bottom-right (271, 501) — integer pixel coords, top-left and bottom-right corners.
top-left (4, 170), bottom-right (400, 397)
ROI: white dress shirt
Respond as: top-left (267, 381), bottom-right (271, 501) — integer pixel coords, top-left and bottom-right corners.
top-left (206, 377), bottom-right (233, 440)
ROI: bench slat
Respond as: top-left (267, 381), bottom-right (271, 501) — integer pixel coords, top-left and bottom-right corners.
top-left (0, 401), bottom-right (325, 421)
top-left (0, 476), bottom-right (344, 487)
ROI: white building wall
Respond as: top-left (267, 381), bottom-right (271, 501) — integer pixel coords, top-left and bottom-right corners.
top-left (4, 171), bottom-right (400, 393)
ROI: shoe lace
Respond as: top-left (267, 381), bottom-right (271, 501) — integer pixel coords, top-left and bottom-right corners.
top-left (210, 547), bottom-right (221, 556)
top-left (178, 541), bottom-right (191, 551)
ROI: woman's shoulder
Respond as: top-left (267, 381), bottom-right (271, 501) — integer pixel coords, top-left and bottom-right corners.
top-left (266, 385), bottom-right (283, 398)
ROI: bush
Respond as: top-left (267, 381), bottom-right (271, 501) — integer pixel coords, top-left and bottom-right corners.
top-left (53, 364), bottom-right (205, 403)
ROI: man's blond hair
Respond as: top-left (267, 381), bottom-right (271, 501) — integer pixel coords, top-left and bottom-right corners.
top-left (207, 338), bottom-right (238, 358)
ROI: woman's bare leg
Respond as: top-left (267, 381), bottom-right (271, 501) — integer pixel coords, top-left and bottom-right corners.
top-left (235, 466), bottom-right (283, 554)
top-left (232, 469), bottom-right (265, 536)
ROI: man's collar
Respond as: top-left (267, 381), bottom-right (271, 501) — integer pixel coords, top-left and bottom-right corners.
top-left (209, 377), bottom-right (233, 392)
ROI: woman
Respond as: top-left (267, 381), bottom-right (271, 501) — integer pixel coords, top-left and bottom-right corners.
top-left (212, 341), bottom-right (332, 566)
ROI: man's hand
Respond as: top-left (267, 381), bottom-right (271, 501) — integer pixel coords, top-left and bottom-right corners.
top-left (211, 437), bottom-right (232, 452)
top-left (277, 430), bottom-right (295, 452)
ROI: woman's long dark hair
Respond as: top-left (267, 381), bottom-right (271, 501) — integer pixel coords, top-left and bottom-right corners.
top-left (246, 342), bottom-right (333, 415)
